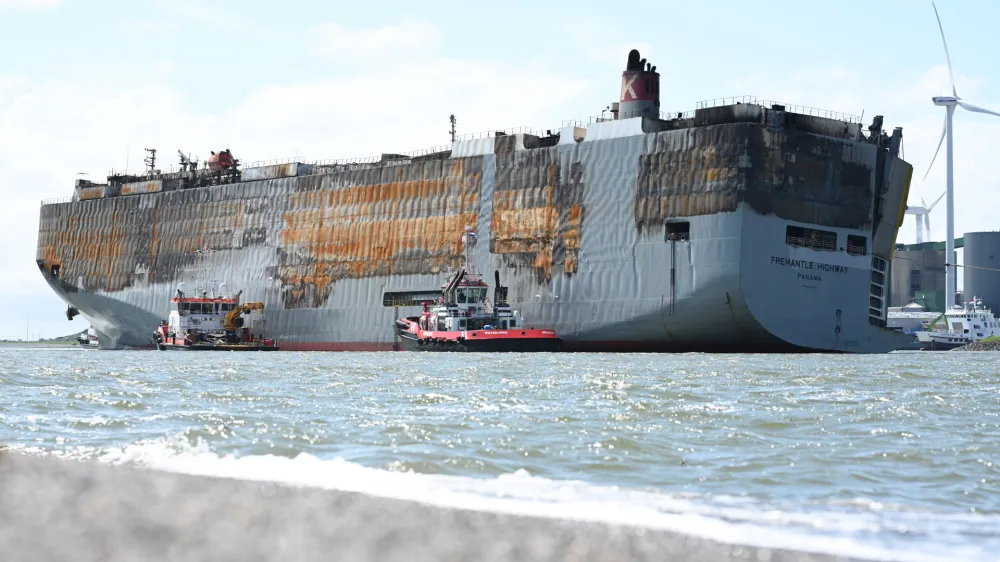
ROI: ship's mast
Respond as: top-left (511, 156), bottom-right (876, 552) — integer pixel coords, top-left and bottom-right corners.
top-left (449, 115), bottom-right (457, 143)
top-left (144, 148), bottom-right (157, 174)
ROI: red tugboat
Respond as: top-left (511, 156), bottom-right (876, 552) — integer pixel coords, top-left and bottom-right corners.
top-left (154, 284), bottom-right (279, 351)
top-left (394, 228), bottom-right (562, 352)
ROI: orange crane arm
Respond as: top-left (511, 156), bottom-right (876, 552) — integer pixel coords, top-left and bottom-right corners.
top-left (223, 302), bottom-right (264, 330)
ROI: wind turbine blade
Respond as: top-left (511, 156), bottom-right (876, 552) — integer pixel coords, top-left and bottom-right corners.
top-left (920, 194), bottom-right (928, 207)
top-left (957, 100), bottom-right (1000, 118)
top-left (924, 214), bottom-right (931, 242)
top-left (928, 191), bottom-right (945, 210)
top-left (922, 115), bottom-right (947, 181)
top-left (932, 1), bottom-right (958, 98)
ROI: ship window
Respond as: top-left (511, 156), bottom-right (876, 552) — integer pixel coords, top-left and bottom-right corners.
top-left (459, 319), bottom-right (467, 329)
top-left (786, 225), bottom-right (836, 251)
top-left (847, 235), bottom-right (867, 256)
top-left (51, 264), bottom-right (60, 277)
top-left (457, 290), bottom-right (468, 304)
top-left (666, 221), bottom-right (690, 241)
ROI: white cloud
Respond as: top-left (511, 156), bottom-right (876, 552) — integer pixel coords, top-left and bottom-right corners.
top-left (0, 0), bottom-right (58, 8)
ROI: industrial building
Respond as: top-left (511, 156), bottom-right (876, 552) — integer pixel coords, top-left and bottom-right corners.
top-left (891, 231), bottom-right (1000, 313)
top-left (891, 239), bottom-right (956, 312)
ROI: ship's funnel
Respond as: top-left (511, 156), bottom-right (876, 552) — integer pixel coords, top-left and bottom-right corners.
top-left (619, 49), bottom-right (660, 120)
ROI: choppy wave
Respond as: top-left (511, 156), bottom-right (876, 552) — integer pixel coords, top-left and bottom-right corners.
top-left (5, 349), bottom-right (1000, 561)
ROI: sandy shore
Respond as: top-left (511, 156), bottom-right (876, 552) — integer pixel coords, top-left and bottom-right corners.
top-left (0, 452), bottom-right (869, 562)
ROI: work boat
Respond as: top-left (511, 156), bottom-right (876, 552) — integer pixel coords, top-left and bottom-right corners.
top-left (915, 297), bottom-right (1000, 350)
top-left (154, 285), bottom-right (279, 351)
top-left (395, 228), bottom-right (562, 352)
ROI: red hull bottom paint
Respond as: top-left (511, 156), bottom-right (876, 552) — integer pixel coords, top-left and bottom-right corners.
top-left (273, 340), bottom-right (830, 353)
top-left (278, 342), bottom-right (399, 352)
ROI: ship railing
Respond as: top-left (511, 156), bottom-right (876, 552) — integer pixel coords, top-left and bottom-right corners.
top-left (241, 156), bottom-right (308, 168)
top-left (41, 196), bottom-right (74, 206)
top-left (587, 110), bottom-right (696, 124)
top-left (694, 96), bottom-right (862, 123)
top-left (759, 100), bottom-right (862, 123)
top-left (696, 95), bottom-right (759, 109)
top-left (454, 126), bottom-right (550, 141)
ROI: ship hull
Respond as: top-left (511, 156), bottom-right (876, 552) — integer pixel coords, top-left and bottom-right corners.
top-left (36, 107), bottom-right (913, 354)
top-left (156, 343), bottom-right (280, 351)
top-left (397, 331), bottom-right (562, 353)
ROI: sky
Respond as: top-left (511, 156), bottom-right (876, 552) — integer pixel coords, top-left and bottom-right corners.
top-left (1, 0), bottom-right (998, 339)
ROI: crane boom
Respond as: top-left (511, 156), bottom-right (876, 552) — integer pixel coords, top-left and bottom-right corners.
top-left (224, 302), bottom-right (264, 330)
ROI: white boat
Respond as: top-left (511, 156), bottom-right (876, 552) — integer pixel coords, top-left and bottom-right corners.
top-left (915, 297), bottom-right (1000, 350)
top-left (76, 327), bottom-right (99, 348)
top-left (153, 285), bottom-right (278, 351)
top-left (888, 301), bottom-right (942, 333)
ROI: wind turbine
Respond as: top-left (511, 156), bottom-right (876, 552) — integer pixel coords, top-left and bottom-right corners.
top-left (905, 191), bottom-right (945, 244)
top-left (924, 1), bottom-right (1000, 310)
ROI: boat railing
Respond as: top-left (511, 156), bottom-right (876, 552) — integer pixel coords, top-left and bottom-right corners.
top-left (41, 196), bottom-right (74, 206)
top-left (454, 126), bottom-right (550, 141)
top-left (760, 100), bottom-right (862, 123)
top-left (694, 95), bottom-right (861, 123)
top-left (696, 95), bottom-right (759, 109)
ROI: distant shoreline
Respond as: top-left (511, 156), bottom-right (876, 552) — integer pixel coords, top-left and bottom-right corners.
top-left (0, 342), bottom-right (81, 349)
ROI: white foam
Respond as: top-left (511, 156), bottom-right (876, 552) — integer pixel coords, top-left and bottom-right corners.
top-left (81, 435), bottom-right (997, 562)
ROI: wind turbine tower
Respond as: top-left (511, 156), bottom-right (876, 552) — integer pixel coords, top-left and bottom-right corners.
top-left (924, 2), bottom-right (1000, 309)
top-left (904, 192), bottom-right (944, 244)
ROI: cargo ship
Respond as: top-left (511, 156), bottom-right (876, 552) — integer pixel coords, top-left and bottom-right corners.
top-left (35, 49), bottom-right (913, 353)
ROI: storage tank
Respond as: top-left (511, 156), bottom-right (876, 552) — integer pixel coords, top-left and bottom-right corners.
top-left (963, 231), bottom-right (1000, 312)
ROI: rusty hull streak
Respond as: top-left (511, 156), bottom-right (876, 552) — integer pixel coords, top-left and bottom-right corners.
top-left (491, 135), bottom-right (584, 284)
top-left (278, 158), bottom-right (483, 308)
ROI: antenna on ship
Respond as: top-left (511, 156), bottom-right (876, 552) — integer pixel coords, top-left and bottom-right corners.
top-left (143, 148), bottom-right (157, 174)
top-left (177, 150), bottom-right (197, 172)
top-left (449, 115), bottom-right (457, 142)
